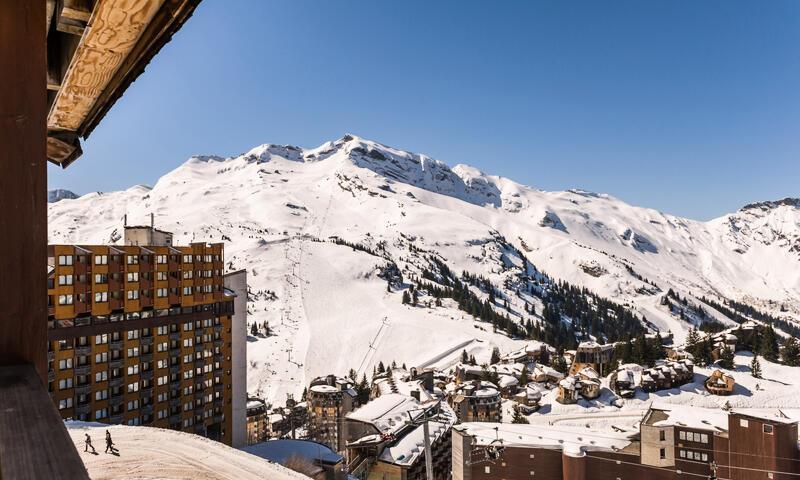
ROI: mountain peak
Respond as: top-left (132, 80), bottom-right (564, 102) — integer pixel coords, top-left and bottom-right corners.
top-left (740, 197), bottom-right (800, 212)
top-left (48, 189), bottom-right (79, 203)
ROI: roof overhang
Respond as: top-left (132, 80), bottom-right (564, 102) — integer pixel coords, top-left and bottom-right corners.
top-left (46, 0), bottom-right (201, 167)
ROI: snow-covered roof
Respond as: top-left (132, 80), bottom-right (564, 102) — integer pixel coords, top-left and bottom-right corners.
top-left (647, 402), bottom-right (729, 432)
top-left (378, 403), bottom-right (456, 467)
top-left (454, 422), bottom-right (633, 454)
top-left (347, 393), bottom-right (429, 435)
top-left (729, 409), bottom-right (798, 425)
top-left (498, 375), bottom-right (519, 388)
top-left (310, 384), bottom-right (338, 394)
top-left (244, 439), bottom-right (344, 465)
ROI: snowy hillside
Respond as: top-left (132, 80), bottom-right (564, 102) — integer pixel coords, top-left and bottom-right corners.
top-left (48, 135), bottom-right (800, 404)
top-left (66, 423), bottom-right (308, 479)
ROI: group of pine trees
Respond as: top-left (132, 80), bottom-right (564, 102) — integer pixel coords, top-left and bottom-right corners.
top-left (249, 320), bottom-right (270, 337)
top-left (612, 334), bottom-right (666, 368)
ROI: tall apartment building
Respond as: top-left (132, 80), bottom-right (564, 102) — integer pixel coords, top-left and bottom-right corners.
top-left (307, 375), bottom-right (359, 453)
top-left (46, 226), bottom-right (237, 445)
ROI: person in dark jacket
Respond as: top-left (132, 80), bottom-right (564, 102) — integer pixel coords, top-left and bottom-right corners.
top-left (84, 433), bottom-right (96, 453)
top-left (104, 430), bottom-right (115, 453)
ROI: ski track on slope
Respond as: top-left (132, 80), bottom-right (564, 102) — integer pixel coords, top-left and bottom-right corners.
top-left (47, 135), bottom-right (800, 405)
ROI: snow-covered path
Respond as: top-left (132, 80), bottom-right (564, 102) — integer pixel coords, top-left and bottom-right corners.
top-left (67, 423), bottom-right (308, 480)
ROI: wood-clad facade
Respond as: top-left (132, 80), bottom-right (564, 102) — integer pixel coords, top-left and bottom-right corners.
top-left (47, 241), bottom-right (235, 445)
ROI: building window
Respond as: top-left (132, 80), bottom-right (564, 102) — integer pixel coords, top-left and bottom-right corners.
top-left (700, 433), bottom-right (708, 443)
top-left (764, 424), bottom-right (774, 434)
top-left (128, 364), bottom-right (139, 375)
top-left (127, 382), bottom-right (139, 393)
top-left (94, 291), bottom-right (108, 303)
top-left (58, 358), bottom-right (73, 370)
top-left (182, 286), bottom-right (193, 295)
top-left (157, 271), bottom-right (167, 281)
top-left (58, 294), bottom-right (74, 305)
top-left (127, 329), bottom-right (139, 340)
top-left (659, 448), bottom-right (666, 459)
top-left (95, 371), bottom-right (108, 382)
top-left (127, 272), bottom-right (139, 282)
top-left (127, 347), bottom-right (139, 358)
top-left (127, 255), bottom-right (139, 265)
top-left (679, 450), bottom-right (686, 458)
top-left (740, 419), bottom-right (749, 428)
top-left (157, 288), bottom-right (167, 297)
top-left (156, 255), bottom-right (167, 264)
top-left (58, 398), bottom-right (73, 410)
top-left (183, 254), bottom-right (193, 263)
top-left (127, 290), bottom-right (139, 300)
top-left (95, 409), bottom-right (108, 420)
top-left (58, 274), bottom-right (73, 286)
top-left (659, 430), bottom-right (666, 441)
top-left (95, 352), bottom-right (108, 363)
top-left (484, 466), bottom-right (491, 474)
top-left (95, 390), bottom-right (108, 401)
top-left (58, 255), bottom-right (74, 266)
top-left (94, 255), bottom-right (108, 265)
top-left (58, 378), bottom-right (73, 390)
top-left (95, 334), bottom-right (108, 345)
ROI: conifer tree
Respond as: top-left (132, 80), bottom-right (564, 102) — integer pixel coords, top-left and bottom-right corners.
top-left (490, 347), bottom-right (501, 365)
top-left (518, 365), bottom-right (529, 386)
top-left (718, 344), bottom-right (735, 370)
top-left (402, 291), bottom-right (411, 305)
top-left (460, 349), bottom-right (470, 364)
top-left (511, 409), bottom-right (530, 424)
top-left (781, 337), bottom-right (800, 366)
top-left (250, 322), bottom-right (258, 336)
top-left (759, 325), bottom-right (779, 362)
top-left (750, 355), bottom-right (762, 379)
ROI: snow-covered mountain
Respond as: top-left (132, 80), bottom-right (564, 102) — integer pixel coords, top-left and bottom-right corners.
top-left (48, 135), bottom-right (800, 403)
top-left (48, 188), bottom-right (79, 203)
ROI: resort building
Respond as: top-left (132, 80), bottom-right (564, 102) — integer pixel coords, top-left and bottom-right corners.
top-left (344, 393), bottom-right (455, 480)
top-left (453, 403), bottom-right (800, 480)
top-left (47, 227), bottom-right (239, 445)
top-left (307, 375), bottom-right (359, 453)
top-left (447, 380), bottom-right (502, 423)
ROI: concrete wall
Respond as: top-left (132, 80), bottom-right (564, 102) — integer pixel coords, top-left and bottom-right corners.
top-left (451, 429), bottom-right (472, 480)
top-left (641, 424), bottom-right (675, 467)
top-left (224, 270), bottom-right (248, 448)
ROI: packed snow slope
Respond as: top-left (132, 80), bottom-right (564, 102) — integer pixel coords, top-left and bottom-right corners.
top-left (66, 423), bottom-right (308, 480)
top-left (49, 135), bottom-right (800, 403)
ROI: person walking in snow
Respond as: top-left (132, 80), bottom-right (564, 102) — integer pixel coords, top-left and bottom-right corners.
top-left (84, 433), bottom-right (96, 453)
top-left (105, 429), bottom-right (115, 453)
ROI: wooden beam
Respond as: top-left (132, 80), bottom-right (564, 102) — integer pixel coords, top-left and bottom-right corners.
top-left (0, 0), bottom-right (48, 379)
top-left (61, 0), bottom-right (93, 22)
top-left (48, 0), bottom-right (165, 133)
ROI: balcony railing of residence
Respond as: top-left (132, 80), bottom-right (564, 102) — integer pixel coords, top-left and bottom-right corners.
top-left (0, 365), bottom-right (89, 478)
top-left (46, 302), bottom-right (234, 341)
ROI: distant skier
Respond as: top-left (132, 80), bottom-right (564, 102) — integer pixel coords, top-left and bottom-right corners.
top-left (105, 430), bottom-right (116, 453)
top-left (84, 433), bottom-right (96, 453)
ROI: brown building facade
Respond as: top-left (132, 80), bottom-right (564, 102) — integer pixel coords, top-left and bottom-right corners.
top-left (46, 229), bottom-right (235, 445)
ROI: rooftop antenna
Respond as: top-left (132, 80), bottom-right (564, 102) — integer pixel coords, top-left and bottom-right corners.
top-left (123, 214), bottom-right (127, 227)
top-left (150, 212), bottom-right (154, 228)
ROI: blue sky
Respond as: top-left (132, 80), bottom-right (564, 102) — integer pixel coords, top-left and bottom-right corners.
top-left (48, 0), bottom-right (799, 220)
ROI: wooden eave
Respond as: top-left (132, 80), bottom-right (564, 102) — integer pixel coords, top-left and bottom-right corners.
top-left (46, 0), bottom-right (201, 167)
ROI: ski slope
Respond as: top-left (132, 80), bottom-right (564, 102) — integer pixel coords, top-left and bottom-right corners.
top-left (48, 135), bottom-right (800, 403)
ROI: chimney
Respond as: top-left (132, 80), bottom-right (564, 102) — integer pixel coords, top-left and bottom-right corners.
top-left (150, 213), bottom-right (154, 228)
top-left (123, 214), bottom-right (127, 227)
